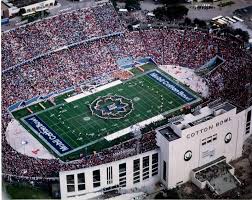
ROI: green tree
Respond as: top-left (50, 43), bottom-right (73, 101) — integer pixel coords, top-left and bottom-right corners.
top-left (155, 192), bottom-right (166, 199)
top-left (234, 28), bottom-right (250, 42)
top-left (222, 27), bottom-right (250, 42)
top-left (153, 5), bottom-right (188, 20)
top-left (193, 18), bottom-right (207, 28)
top-left (111, 0), bottom-right (118, 10)
top-left (153, 7), bottom-right (166, 20)
top-left (160, 0), bottom-right (186, 5)
top-left (184, 17), bottom-right (192, 26)
top-left (125, 0), bottom-right (140, 11)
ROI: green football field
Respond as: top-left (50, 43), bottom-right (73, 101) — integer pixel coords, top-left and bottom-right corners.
top-left (17, 69), bottom-right (200, 157)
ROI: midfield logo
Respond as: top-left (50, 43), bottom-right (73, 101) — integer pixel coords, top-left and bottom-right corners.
top-left (90, 94), bottom-right (134, 120)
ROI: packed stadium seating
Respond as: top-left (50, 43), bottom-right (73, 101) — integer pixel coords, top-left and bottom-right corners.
top-left (1, 3), bottom-right (123, 71)
top-left (2, 3), bottom-right (252, 181)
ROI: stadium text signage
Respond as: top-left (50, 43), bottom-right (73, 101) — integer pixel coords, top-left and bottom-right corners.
top-left (24, 116), bottom-right (72, 154)
top-left (148, 71), bottom-right (196, 102)
top-left (186, 117), bottom-right (231, 139)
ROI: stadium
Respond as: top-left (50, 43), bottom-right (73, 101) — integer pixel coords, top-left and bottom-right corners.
top-left (1, 2), bottom-right (252, 199)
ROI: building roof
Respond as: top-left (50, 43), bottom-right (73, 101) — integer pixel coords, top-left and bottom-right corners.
top-left (1, 2), bottom-right (10, 10)
top-left (171, 102), bottom-right (236, 131)
top-left (155, 102), bottom-right (237, 142)
top-left (156, 124), bottom-right (180, 142)
top-left (7, 0), bottom-right (46, 8)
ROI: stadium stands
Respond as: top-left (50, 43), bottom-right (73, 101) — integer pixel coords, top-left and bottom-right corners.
top-left (2, 3), bottom-right (252, 182)
top-left (1, 3), bottom-right (124, 71)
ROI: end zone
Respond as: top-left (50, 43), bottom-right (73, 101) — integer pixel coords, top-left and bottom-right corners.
top-left (23, 115), bottom-right (73, 156)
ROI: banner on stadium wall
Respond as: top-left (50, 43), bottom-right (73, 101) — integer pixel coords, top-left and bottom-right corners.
top-left (1, 18), bottom-right (9, 25)
top-left (8, 86), bottom-right (75, 112)
top-left (25, 96), bottom-right (40, 105)
top-left (8, 101), bottom-right (24, 112)
top-left (147, 71), bottom-right (196, 102)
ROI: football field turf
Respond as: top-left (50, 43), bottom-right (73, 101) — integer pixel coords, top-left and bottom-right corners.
top-left (20, 69), bottom-right (200, 157)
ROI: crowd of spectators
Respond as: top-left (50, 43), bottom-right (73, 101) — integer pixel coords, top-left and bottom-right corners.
top-left (1, 3), bottom-right (123, 71)
top-left (2, 4), bottom-right (252, 182)
top-left (2, 116), bottom-right (156, 178)
top-left (206, 37), bottom-right (252, 108)
top-left (177, 31), bottom-right (217, 68)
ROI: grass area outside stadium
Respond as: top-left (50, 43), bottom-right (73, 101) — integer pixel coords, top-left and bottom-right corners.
top-left (4, 182), bottom-right (53, 199)
top-left (12, 68), bottom-right (201, 160)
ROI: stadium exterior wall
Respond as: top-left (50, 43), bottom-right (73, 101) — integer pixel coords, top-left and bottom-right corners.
top-left (59, 150), bottom-right (160, 199)
top-left (157, 103), bottom-right (252, 189)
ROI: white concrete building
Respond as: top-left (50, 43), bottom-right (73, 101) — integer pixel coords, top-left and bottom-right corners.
top-left (59, 102), bottom-right (252, 199)
top-left (60, 150), bottom-right (160, 199)
top-left (1, 0), bottom-right (56, 17)
top-left (156, 102), bottom-right (251, 189)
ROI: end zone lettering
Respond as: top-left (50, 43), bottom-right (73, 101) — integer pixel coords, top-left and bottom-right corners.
top-left (25, 116), bottom-right (72, 154)
top-left (148, 71), bottom-right (196, 102)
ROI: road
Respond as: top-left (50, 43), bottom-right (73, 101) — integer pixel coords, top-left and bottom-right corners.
top-left (1, 0), bottom-right (95, 32)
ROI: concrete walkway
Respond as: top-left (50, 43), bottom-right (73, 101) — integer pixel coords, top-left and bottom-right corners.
top-left (5, 119), bottom-right (55, 159)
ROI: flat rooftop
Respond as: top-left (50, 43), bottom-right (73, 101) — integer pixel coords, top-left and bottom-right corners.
top-left (156, 124), bottom-right (180, 142)
top-left (194, 158), bottom-right (239, 195)
top-left (7, 0), bottom-right (45, 8)
top-left (172, 102), bottom-right (236, 131)
top-left (156, 102), bottom-right (237, 141)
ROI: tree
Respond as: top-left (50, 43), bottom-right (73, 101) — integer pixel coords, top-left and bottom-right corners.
top-left (166, 5), bottom-right (188, 19)
top-left (184, 17), bottom-right (192, 26)
top-left (234, 28), bottom-right (250, 42)
top-left (153, 5), bottom-right (188, 20)
top-left (160, 0), bottom-right (186, 5)
top-left (153, 7), bottom-right (166, 20)
top-left (222, 27), bottom-right (250, 42)
top-left (155, 192), bottom-right (166, 199)
top-left (193, 18), bottom-right (207, 28)
top-left (125, 0), bottom-right (140, 11)
top-left (165, 188), bottom-right (179, 199)
top-left (19, 8), bottom-right (26, 16)
top-left (111, 0), bottom-right (118, 10)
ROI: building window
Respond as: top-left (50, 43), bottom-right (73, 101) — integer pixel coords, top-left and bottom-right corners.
top-left (133, 159), bottom-right (140, 184)
top-left (93, 170), bottom-right (101, 188)
top-left (247, 110), bottom-right (251, 123)
top-left (152, 153), bottom-right (158, 176)
top-left (107, 166), bottom-right (113, 185)
top-left (119, 163), bottom-right (126, 174)
top-left (119, 163), bottom-right (126, 187)
top-left (163, 161), bottom-right (166, 181)
top-left (143, 156), bottom-right (149, 168)
top-left (66, 175), bottom-right (75, 192)
top-left (213, 134), bottom-right (217, 141)
top-left (246, 126), bottom-right (250, 134)
top-left (246, 110), bottom-right (251, 134)
top-left (207, 136), bottom-right (212, 143)
top-left (142, 156), bottom-right (149, 180)
top-left (67, 185), bottom-right (75, 193)
top-left (77, 173), bottom-right (85, 191)
top-left (201, 138), bottom-right (206, 145)
top-left (134, 159), bottom-right (140, 171)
